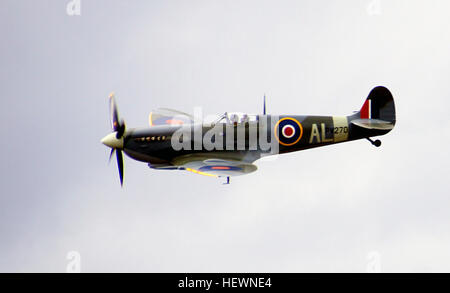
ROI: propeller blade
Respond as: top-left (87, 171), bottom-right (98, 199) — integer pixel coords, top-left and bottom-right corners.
top-left (109, 148), bottom-right (115, 163)
top-left (117, 150), bottom-right (124, 186)
top-left (109, 93), bottom-right (126, 139)
top-left (109, 92), bottom-right (120, 132)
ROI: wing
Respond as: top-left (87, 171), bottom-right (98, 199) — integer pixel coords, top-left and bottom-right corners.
top-left (171, 154), bottom-right (258, 177)
top-left (149, 108), bottom-right (194, 126)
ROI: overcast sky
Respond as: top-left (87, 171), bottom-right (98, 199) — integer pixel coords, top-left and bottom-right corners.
top-left (1, 0), bottom-right (450, 272)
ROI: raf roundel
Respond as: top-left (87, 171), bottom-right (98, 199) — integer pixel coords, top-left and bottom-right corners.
top-left (282, 125), bottom-right (295, 138)
top-left (275, 117), bottom-right (303, 146)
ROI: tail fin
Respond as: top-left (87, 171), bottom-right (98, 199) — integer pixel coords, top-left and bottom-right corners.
top-left (359, 86), bottom-right (396, 123)
top-left (352, 86), bottom-right (396, 130)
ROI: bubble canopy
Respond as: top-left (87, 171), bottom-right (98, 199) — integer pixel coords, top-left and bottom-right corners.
top-left (215, 112), bottom-right (259, 125)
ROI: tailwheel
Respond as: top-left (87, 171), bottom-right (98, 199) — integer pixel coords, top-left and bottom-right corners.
top-left (367, 137), bottom-right (382, 147)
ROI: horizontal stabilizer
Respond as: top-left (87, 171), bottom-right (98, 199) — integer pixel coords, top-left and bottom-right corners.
top-left (351, 118), bottom-right (395, 130)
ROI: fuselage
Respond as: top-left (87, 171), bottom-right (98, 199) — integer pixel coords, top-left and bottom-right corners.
top-left (121, 113), bottom-right (390, 167)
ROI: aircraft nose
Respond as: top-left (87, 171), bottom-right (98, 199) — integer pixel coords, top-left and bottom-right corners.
top-left (101, 132), bottom-right (124, 149)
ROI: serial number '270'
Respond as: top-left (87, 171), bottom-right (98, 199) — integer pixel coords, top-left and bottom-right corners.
top-left (334, 126), bottom-right (349, 134)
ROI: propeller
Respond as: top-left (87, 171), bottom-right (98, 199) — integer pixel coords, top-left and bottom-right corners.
top-left (102, 92), bottom-right (126, 186)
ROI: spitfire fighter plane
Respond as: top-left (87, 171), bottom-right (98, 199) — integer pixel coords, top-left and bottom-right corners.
top-left (101, 86), bottom-right (396, 185)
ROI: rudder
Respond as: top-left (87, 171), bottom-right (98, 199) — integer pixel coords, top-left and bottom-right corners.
top-left (359, 86), bottom-right (396, 125)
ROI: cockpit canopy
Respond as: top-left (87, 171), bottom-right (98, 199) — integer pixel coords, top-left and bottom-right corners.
top-left (149, 108), bottom-right (194, 126)
top-left (148, 108), bottom-right (258, 127)
top-left (217, 112), bottom-right (258, 125)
